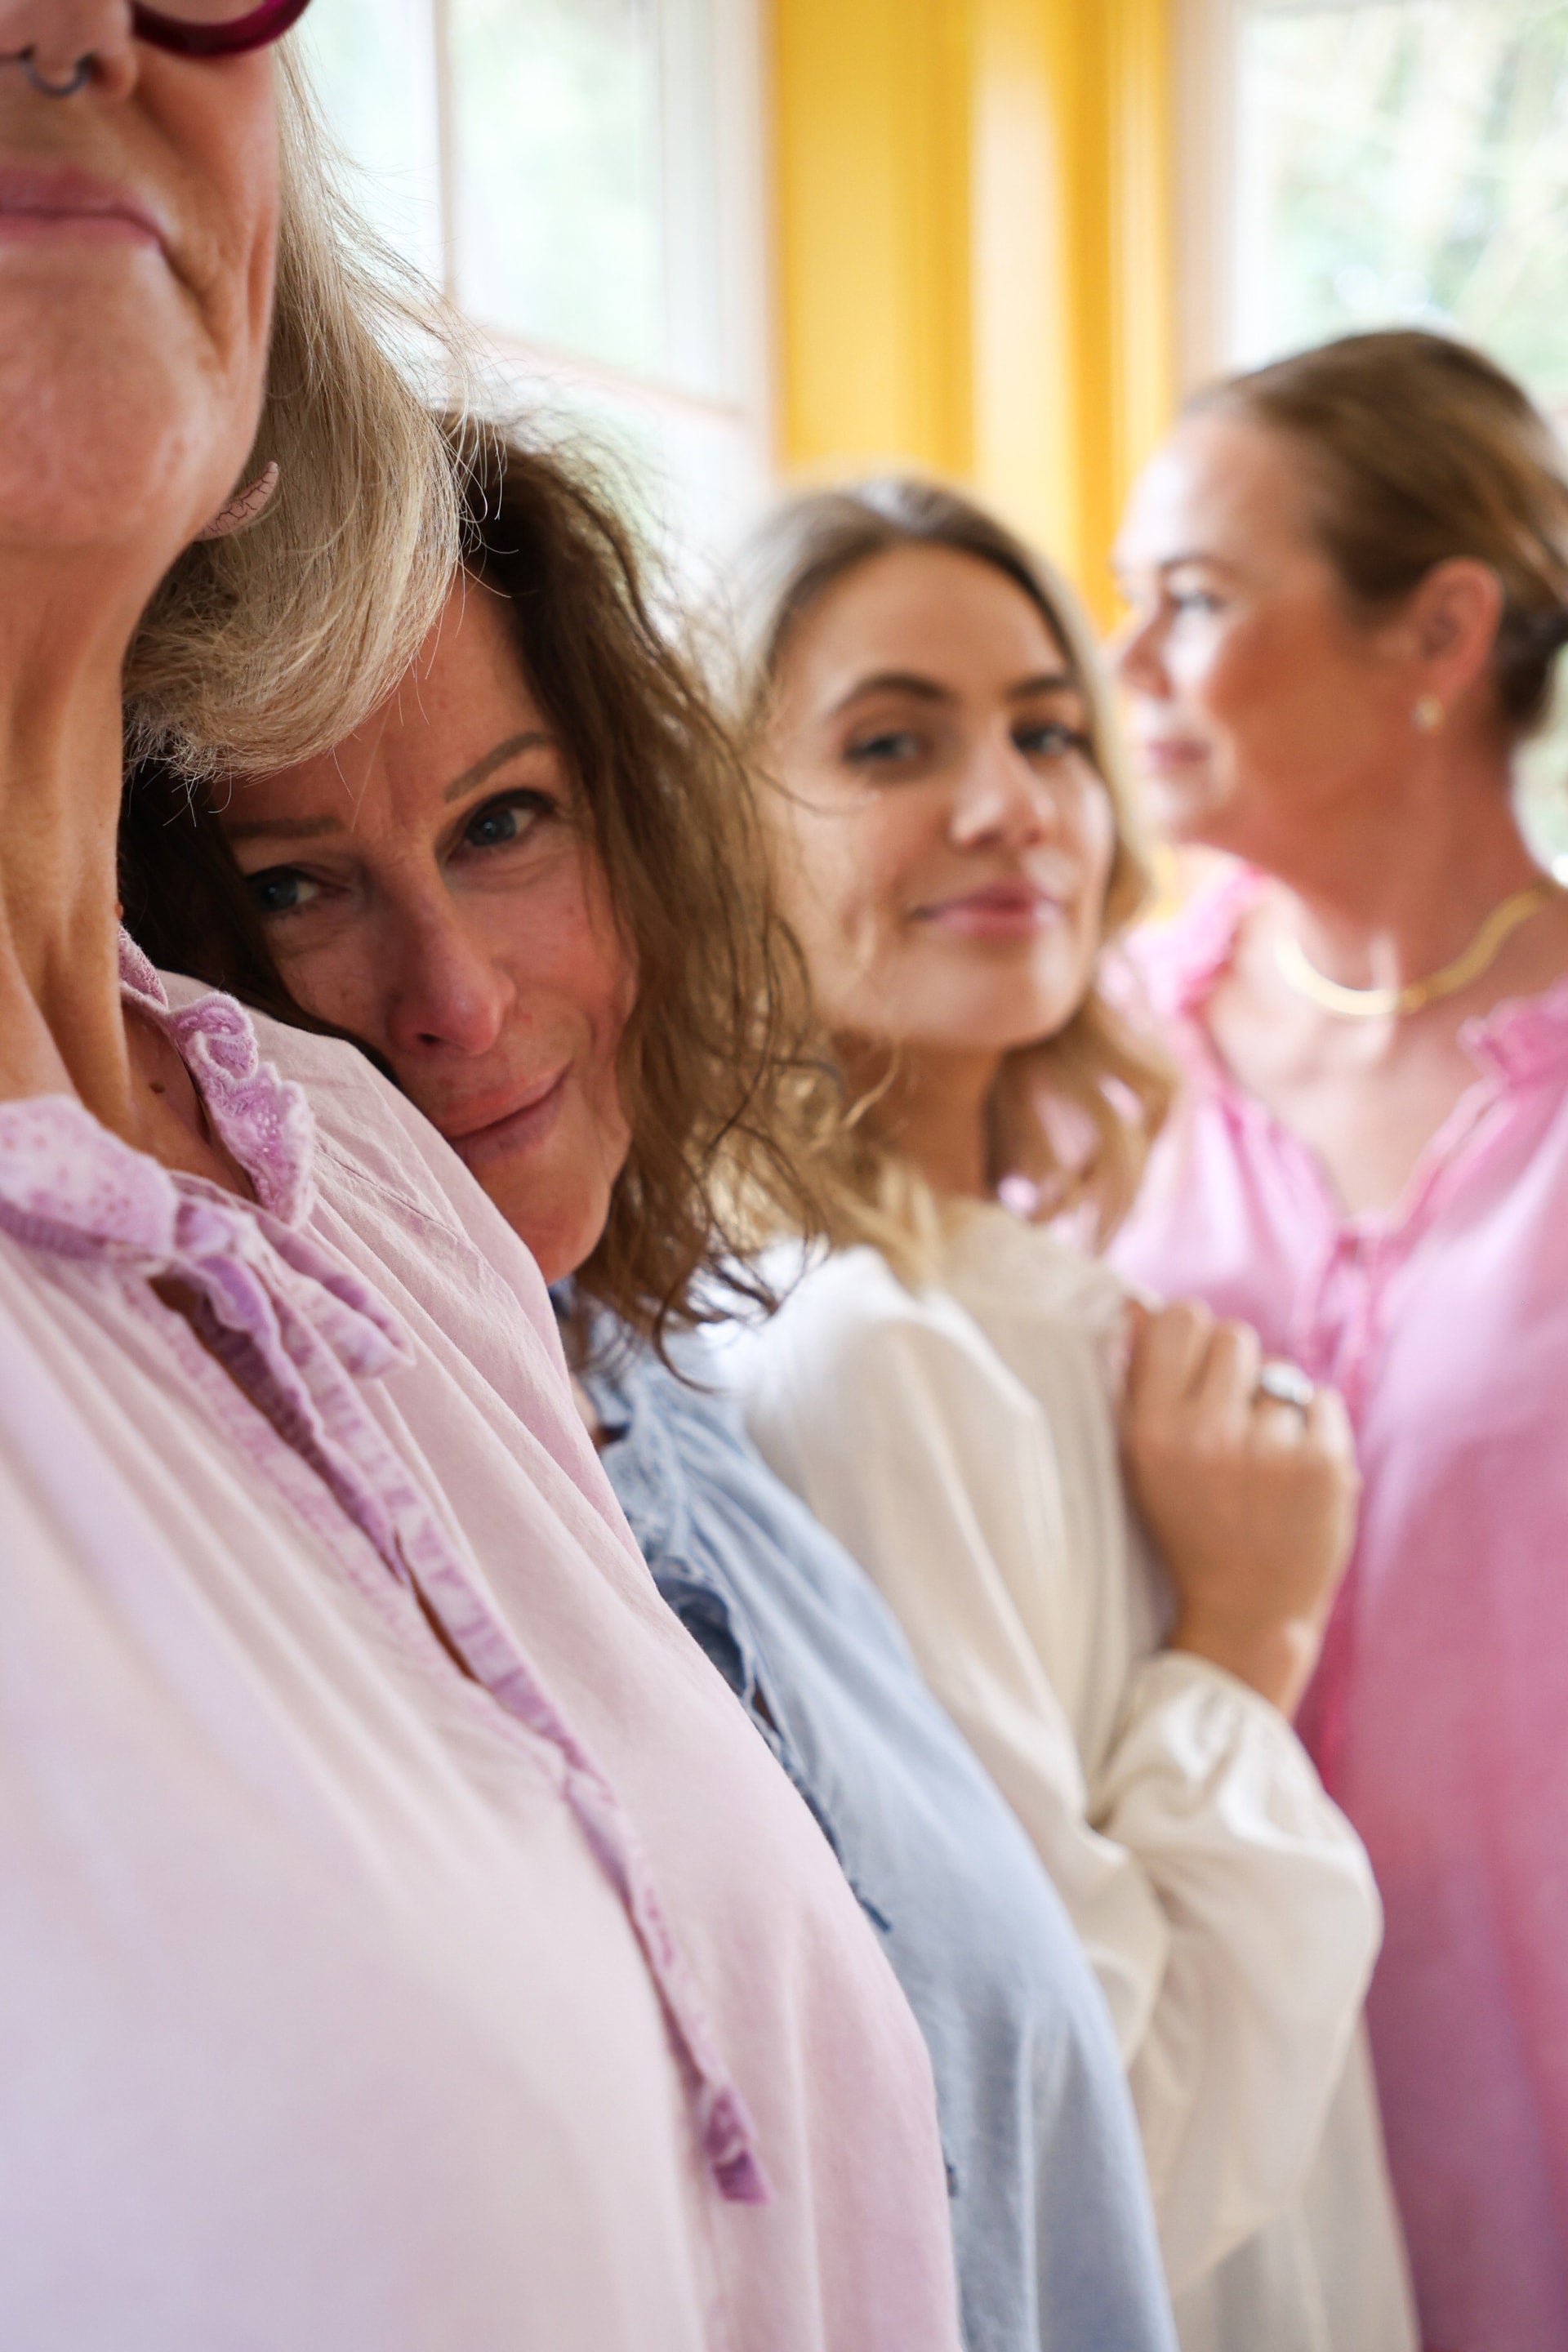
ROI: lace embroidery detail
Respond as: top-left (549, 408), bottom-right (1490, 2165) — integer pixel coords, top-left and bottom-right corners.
top-left (118, 929), bottom-right (315, 1223)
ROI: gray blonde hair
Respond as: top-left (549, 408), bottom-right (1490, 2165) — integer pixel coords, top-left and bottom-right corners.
top-left (123, 46), bottom-right (465, 781)
top-left (728, 476), bottom-right (1172, 1270)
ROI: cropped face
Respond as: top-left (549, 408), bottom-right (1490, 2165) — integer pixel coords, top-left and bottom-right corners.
top-left (1113, 412), bottom-right (1423, 866)
top-left (0, 2), bottom-right (278, 583)
top-left (764, 543), bottom-right (1116, 1068)
top-left (222, 579), bottom-right (636, 1285)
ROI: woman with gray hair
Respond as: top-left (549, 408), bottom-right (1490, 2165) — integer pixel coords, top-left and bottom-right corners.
top-left (0, 10), bottom-right (964, 2349)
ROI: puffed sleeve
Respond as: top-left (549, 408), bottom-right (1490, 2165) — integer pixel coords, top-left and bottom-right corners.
top-left (740, 1269), bottom-right (1381, 2295)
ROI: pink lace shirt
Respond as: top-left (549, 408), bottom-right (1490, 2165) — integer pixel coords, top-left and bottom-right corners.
top-left (0, 939), bottom-right (960, 2352)
top-left (1111, 868), bottom-right (1568, 2352)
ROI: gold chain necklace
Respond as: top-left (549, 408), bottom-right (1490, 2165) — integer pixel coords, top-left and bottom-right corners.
top-left (1273, 880), bottom-right (1558, 1020)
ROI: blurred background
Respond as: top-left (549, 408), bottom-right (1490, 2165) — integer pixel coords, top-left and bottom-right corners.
top-left (298, 0), bottom-right (1568, 831)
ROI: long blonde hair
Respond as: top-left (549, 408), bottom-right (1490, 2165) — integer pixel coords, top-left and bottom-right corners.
top-left (123, 44), bottom-right (464, 781)
top-left (728, 476), bottom-right (1172, 1269)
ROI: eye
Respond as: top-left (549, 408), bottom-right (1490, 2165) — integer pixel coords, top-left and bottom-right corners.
top-left (1015, 718), bottom-right (1093, 761)
top-left (246, 866), bottom-right (323, 920)
top-left (844, 727), bottom-right (927, 767)
top-left (1169, 584), bottom-right (1223, 617)
top-left (461, 787), bottom-right (559, 852)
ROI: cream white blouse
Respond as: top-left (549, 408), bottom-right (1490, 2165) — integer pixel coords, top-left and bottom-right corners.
top-left (732, 1209), bottom-right (1417, 2352)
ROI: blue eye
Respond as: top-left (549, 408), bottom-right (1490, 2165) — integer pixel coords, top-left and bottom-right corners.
top-left (462, 790), bottom-right (556, 849)
top-left (846, 728), bottom-right (925, 765)
top-left (247, 867), bottom-right (318, 918)
top-left (1016, 719), bottom-right (1092, 760)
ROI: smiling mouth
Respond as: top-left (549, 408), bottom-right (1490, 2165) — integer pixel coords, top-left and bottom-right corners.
top-left (442, 1068), bottom-right (572, 1174)
top-left (915, 883), bottom-right (1069, 940)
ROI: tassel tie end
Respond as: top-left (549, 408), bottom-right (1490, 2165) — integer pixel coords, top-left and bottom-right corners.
top-left (702, 2086), bottom-right (771, 2205)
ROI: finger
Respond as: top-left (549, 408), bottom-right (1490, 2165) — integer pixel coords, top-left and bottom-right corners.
top-left (1192, 1318), bottom-right (1263, 1428)
top-left (1125, 1299), bottom-right (1214, 1411)
top-left (1250, 1395), bottom-right (1310, 1454)
top-left (1305, 1383), bottom-right (1356, 1464)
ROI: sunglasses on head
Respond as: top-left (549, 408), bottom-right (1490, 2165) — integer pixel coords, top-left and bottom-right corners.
top-left (132, 0), bottom-right (315, 58)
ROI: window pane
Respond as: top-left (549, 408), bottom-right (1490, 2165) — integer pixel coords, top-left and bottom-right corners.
top-left (1236, 0), bottom-right (1568, 412)
top-left (296, 0), bottom-right (444, 287)
top-left (448, 0), bottom-right (665, 378)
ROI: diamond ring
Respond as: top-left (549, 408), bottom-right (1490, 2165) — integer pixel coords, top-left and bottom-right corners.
top-left (1256, 1360), bottom-right (1316, 1412)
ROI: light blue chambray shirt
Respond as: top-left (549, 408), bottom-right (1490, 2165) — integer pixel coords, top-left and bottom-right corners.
top-left (571, 1300), bottom-right (1177, 2352)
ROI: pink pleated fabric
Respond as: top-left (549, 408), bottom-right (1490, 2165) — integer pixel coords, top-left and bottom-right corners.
top-left (1111, 868), bottom-right (1568, 2352)
top-left (0, 937), bottom-right (960, 2352)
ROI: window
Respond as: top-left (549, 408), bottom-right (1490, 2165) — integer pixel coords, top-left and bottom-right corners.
top-left (296, 0), bottom-right (772, 565)
top-left (1230, 0), bottom-right (1568, 419)
top-left (1175, 0), bottom-right (1568, 863)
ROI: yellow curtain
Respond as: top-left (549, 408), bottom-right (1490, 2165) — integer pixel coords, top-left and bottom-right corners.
top-left (772, 0), bottom-right (1175, 624)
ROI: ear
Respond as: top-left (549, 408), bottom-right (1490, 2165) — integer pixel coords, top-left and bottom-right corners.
top-left (1405, 557), bottom-right (1505, 705)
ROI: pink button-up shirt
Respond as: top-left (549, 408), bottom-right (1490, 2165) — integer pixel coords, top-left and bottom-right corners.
top-left (1111, 868), bottom-right (1568, 2352)
top-left (0, 939), bottom-right (960, 2352)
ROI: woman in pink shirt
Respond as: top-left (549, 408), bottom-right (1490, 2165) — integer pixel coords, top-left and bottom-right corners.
top-left (0, 5), bottom-right (960, 2345)
top-left (1111, 327), bottom-right (1568, 2352)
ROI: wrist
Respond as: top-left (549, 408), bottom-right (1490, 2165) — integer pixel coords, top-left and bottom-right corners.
top-left (1168, 1612), bottom-right (1325, 1716)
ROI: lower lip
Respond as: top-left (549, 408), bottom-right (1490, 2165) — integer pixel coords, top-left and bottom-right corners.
top-left (1138, 742), bottom-right (1209, 776)
top-left (446, 1073), bottom-right (569, 1175)
top-left (0, 212), bottom-right (158, 247)
top-left (919, 897), bottom-right (1065, 942)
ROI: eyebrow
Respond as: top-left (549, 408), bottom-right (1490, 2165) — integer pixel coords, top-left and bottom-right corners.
top-left (225, 811), bottom-right (342, 844)
top-left (442, 730), bottom-right (554, 804)
top-left (223, 731), bottom-right (555, 845)
top-left (830, 667), bottom-right (1078, 715)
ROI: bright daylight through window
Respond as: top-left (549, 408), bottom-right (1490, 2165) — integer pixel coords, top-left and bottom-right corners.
top-left (1232, 0), bottom-right (1568, 860)
top-left (298, 0), bottom-right (771, 564)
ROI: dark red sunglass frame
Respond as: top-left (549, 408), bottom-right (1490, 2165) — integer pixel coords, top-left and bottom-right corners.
top-left (131, 0), bottom-right (315, 58)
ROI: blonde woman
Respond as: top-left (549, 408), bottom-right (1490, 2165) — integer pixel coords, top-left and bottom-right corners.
top-left (724, 479), bottom-right (1417, 2352)
top-left (0, 13), bottom-right (962, 2346)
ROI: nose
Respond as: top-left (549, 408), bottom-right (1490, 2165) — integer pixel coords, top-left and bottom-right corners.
top-left (381, 896), bottom-right (517, 1063)
top-left (0, 2), bottom-right (137, 100)
top-left (1110, 605), bottom-right (1169, 698)
top-left (949, 729), bottom-right (1062, 853)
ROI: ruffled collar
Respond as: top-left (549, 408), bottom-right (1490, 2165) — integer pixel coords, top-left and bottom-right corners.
top-left (118, 931), bottom-right (316, 1224)
top-left (1135, 865), bottom-right (1568, 1088)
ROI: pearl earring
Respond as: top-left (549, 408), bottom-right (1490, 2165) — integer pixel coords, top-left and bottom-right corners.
top-left (1413, 693), bottom-right (1446, 733)
top-left (197, 461), bottom-right (281, 544)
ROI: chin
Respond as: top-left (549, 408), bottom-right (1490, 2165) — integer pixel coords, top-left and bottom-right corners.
top-left (0, 288), bottom-right (241, 551)
top-left (480, 1162), bottom-right (614, 1292)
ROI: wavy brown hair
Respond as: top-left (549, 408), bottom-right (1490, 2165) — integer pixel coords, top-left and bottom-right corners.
top-left (727, 476), bottom-right (1173, 1267)
top-left (122, 418), bottom-right (839, 1355)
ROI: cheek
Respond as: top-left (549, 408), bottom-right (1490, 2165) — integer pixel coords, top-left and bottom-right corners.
top-left (785, 790), bottom-right (918, 960)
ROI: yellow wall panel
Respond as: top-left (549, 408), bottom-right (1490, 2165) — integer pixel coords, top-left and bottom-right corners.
top-left (772, 0), bottom-right (1176, 622)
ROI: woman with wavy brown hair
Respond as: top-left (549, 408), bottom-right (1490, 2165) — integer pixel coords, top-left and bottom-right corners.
top-left (722, 478), bottom-right (1417, 2352)
top-left (123, 417), bottom-right (1181, 2352)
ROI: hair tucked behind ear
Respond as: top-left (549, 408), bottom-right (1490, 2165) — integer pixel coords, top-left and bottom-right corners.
top-left (725, 476), bottom-right (1173, 1276)
top-left (1194, 328), bottom-right (1568, 734)
top-left (122, 44), bottom-right (465, 782)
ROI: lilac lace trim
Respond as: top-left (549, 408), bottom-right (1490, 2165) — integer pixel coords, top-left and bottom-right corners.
top-left (118, 930), bottom-right (316, 1224)
top-left (0, 1076), bottom-right (768, 2206)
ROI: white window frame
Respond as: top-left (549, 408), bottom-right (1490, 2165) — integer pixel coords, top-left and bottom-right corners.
top-left (1173, 0), bottom-right (1241, 394)
top-left (312, 0), bottom-right (775, 553)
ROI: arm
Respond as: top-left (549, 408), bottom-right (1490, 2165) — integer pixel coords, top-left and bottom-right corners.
top-left (742, 1285), bottom-right (1379, 2292)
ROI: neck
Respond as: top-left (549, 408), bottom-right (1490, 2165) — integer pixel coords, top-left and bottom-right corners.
top-left (845, 1039), bottom-right (1004, 1200)
top-left (0, 562), bottom-right (154, 1134)
top-left (1251, 731), bottom-right (1544, 992)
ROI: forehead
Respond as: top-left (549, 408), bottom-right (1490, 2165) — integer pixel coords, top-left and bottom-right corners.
top-left (225, 578), bottom-right (545, 832)
top-left (1116, 411), bottom-right (1320, 570)
top-left (787, 542), bottom-right (1072, 691)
